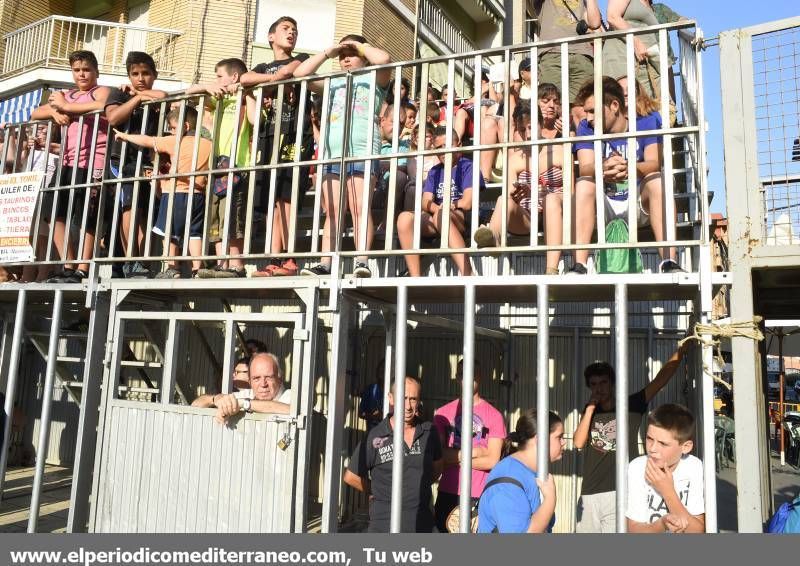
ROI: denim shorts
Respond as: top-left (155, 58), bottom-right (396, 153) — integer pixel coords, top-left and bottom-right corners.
top-left (322, 161), bottom-right (380, 178)
top-left (152, 192), bottom-right (205, 245)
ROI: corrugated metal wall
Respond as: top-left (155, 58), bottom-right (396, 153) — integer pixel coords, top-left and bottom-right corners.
top-left (94, 403), bottom-right (296, 533)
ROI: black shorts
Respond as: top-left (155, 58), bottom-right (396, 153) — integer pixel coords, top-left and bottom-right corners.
top-left (43, 166), bottom-right (102, 230)
top-left (255, 136), bottom-right (311, 211)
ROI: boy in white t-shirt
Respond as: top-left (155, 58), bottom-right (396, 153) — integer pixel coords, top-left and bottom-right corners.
top-left (626, 403), bottom-right (705, 533)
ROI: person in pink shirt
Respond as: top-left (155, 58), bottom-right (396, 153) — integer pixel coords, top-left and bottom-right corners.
top-left (32, 50), bottom-right (110, 283)
top-left (433, 358), bottom-right (506, 532)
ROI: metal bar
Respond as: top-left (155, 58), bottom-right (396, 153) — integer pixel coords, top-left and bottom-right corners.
top-left (293, 288), bottom-right (320, 532)
top-left (536, 284), bottom-right (550, 479)
top-left (698, 245), bottom-right (717, 532)
top-left (625, 34), bottom-right (638, 244)
top-left (264, 84), bottom-right (284, 255)
top-left (287, 80), bottom-right (309, 255)
top-left (321, 297), bottom-right (352, 533)
top-left (358, 70), bottom-right (378, 260)
top-left (440, 59), bottom-right (456, 249)
top-left (67, 291), bottom-right (110, 532)
top-left (412, 63), bottom-right (429, 249)
top-left (311, 77), bottom-right (331, 255)
top-left (383, 313), bottom-right (395, 417)
top-left (593, 38), bottom-right (606, 245)
top-left (659, 29), bottom-right (676, 246)
top-left (0, 291), bottom-right (27, 497)
top-left (470, 54), bottom-right (481, 239)
top-left (390, 285), bottom-right (408, 533)
top-left (458, 283), bottom-right (476, 533)
top-left (383, 67), bottom-right (403, 252)
top-left (528, 47), bottom-right (540, 246)
top-left (160, 317), bottom-right (180, 405)
top-left (221, 319), bottom-right (236, 395)
top-left (614, 283), bottom-right (628, 533)
top-left (27, 289), bottom-right (63, 532)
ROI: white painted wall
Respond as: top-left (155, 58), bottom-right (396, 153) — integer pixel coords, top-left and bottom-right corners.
top-left (253, 0), bottom-right (336, 54)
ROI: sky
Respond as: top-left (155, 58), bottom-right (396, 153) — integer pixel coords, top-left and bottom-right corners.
top-left (656, 0), bottom-right (799, 213)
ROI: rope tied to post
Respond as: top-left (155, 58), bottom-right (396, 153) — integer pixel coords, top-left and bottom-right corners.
top-left (678, 317), bottom-right (764, 390)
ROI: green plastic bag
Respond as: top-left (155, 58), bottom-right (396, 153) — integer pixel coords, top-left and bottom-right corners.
top-left (596, 219), bottom-right (643, 274)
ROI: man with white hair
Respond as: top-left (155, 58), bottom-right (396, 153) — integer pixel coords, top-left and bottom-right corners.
top-left (208, 352), bottom-right (291, 424)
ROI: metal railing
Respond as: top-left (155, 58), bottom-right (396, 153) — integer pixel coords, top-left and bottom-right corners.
top-left (1, 15), bottom-right (181, 78)
top-left (0, 21), bottom-right (707, 282)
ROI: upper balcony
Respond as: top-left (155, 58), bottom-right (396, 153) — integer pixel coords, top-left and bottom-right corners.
top-left (0, 16), bottom-right (182, 93)
top-left (0, 20), bottom-right (721, 304)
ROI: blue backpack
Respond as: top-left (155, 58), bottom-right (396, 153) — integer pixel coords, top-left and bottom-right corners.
top-left (767, 495), bottom-right (800, 533)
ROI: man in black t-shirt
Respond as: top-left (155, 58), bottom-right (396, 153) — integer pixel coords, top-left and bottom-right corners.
top-left (344, 376), bottom-right (443, 533)
top-left (104, 51), bottom-right (167, 278)
top-left (241, 17), bottom-right (313, 277)
top-left (572, 343), bottom-right (689, 532)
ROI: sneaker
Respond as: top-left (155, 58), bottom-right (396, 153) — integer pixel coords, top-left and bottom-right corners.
top-left (46, 269), bottom-right (74, 283)
top-left (659, 259), bottom-right (685, 274)
top-left (252, 263), bottom-right (279, 277)
top-left (473, 226), bottom-right (496, 248)
top-left (565, 263), bottom-right (587, 275)
top-left (544, 267), bottom-right (560, 275)
top-left (59, 269), bottom-right (88, 284)
top-left (213, 267), bottom-right (246, 278)
top-left (124, 261), bottom-right (152, 279)
top-left (272, 259), bottom-right (298, 277)
top-left (300, 263), bottom-right (331, 277)
top-left (195, 265), bottom-right (223, 279)
top-left (155, 267), bottom-right (181, 279)
top-left (352, 261), bottom-right (372, 278)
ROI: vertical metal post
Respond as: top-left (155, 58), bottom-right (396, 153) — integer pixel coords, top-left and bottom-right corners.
top-left (28, 290), bottom-right (63, 532)
top-left (221, 320), bottom-right (236, 394)
top-left (459, 284), bottom-right (476, 533)
top-left (698, 245), bottom-right (718, 532)
top-left (536, 284), bottom-right (550, 478)
top-left (0, 291), bottom-right (27, 497)
top-left (321, 297), bottom-right (352, 533)
top-left (614, 283), bottom-right (628, 533)
top-left (160, 317), bottom-right (180, 405)
top-left (293, 288), bottom-right (320, 533)
top-left (571, 326), bottom-right (581, 531)
top-left (390, 286), bottom-right (408, 533)
top-left (719, 27), bottom-right (769, 530)
top-left (383, 313), bottom-right (395, 417)
top-left (67, 291), bottom-right (111, 532)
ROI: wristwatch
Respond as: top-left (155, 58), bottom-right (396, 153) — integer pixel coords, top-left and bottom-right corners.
top-left (240, 398), bottom-right (252, 413)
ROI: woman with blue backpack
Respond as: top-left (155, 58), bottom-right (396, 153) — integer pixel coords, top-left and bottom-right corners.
top-left (477, 409), bottom-right (565, 533)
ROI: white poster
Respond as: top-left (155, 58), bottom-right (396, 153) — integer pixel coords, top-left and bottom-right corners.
top-left (0, 171), bottom-right (43, 262)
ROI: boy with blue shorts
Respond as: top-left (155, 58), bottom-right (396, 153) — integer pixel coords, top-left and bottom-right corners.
top-left (114, 107), bottom-right (212, 278)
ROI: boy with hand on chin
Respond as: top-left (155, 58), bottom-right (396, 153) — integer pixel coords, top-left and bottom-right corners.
top-left (626, 403), bottom-right (705, 533)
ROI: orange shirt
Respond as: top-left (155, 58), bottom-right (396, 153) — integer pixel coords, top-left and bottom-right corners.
top-left (153, 134), bottom-right (212, 193)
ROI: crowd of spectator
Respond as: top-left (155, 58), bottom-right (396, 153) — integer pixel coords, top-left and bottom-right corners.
top-left (345, 343), bottom-right (705, 533)
top-left (0, 0), bottom-right (695, 283)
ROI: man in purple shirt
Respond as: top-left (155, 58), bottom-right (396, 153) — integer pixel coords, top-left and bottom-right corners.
top-left (570, 77), bottom-right (682, 275)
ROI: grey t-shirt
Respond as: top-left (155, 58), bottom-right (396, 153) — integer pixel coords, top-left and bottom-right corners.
top-left (580, 389), bottom-right (648, 495)
top-left (534, 0), bottom-right (594, 57)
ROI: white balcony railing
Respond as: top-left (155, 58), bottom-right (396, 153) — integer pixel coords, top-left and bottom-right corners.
top-left (2, 15), bottom-right (182, 79)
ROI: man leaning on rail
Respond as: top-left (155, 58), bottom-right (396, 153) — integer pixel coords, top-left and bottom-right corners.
top-left (194, 352), bottom-right (292, 423)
